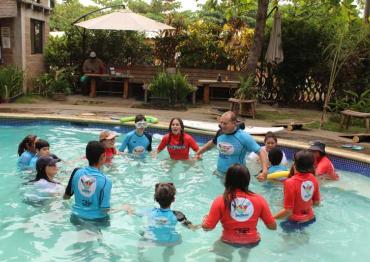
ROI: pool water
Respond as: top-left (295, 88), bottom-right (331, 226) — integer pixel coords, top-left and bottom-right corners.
top-left (1, 123), bottom-right (370, 262)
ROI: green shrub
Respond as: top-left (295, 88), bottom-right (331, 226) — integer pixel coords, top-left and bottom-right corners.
top-left (33, 67), bottom-right (71, 97)
top-left (0, 66), bottom-right (23, 100)
top-left (149, 71), bottom-right (195, 104)
top-left (329, 89), bottom-right (370, 113)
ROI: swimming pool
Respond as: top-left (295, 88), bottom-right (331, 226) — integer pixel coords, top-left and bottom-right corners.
top-left (1, 120), bottom-right (370, 261)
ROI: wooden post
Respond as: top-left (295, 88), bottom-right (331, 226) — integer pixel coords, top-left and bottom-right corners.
top-left (89, 78), bottom-right (96, 98)
top-left (203, 84), bottom-right (210, 104)
top-left (123, 78), bottom-right (129, 99)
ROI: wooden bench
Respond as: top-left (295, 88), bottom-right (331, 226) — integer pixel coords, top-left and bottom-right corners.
top-left (118, 65), bottom-right (245, 103)
top-left (340, 110), bottom-right (370, 132)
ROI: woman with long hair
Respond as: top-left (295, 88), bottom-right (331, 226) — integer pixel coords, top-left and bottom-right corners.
top-left (202, 164), bottom-right (276, 248)
top-left (154, 118), bottom-right (199, 160)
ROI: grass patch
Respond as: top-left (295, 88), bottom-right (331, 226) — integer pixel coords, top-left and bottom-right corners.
top-left (256, 110), bottom-right (314, 121)
top-left (15, 94), bottom-right (44, 104)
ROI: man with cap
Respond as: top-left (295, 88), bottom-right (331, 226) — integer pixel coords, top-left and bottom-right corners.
top-left (99, 130), bottom-right (119, 163)
top-left (81, 51), bottom-right (106, 95)
top-left (308, 140), bottom-right (338, 181)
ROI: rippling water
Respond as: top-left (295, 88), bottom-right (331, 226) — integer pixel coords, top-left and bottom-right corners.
top-left (0, 123), bottom-right (370, 261)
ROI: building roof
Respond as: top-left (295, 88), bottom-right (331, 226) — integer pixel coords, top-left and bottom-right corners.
top-left (0, 0), bottom-right (17, 18)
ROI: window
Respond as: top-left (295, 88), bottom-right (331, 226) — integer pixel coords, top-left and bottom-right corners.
top-left (31, 19), bottom-right (43, 54)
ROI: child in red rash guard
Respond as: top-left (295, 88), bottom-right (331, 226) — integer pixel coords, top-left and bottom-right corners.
top-left (202, 164), bottom-right (276, 247)
top-left (274, 150), bottom-right (320, 232)
top-left (99, 130), bottom-right (119, 163)
top-left (155, 118), bottom-right (199, 160)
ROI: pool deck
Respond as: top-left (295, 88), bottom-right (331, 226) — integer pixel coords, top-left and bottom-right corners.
top-left (0, 95), bottom-right (369, 164)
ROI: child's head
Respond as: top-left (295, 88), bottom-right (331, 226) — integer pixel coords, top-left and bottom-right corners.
top-left (268, 148), bottom-right (283, 166)
top-left (224, 164), bottom-right (251, 193)
top-left (154, 182), bottom-right (176, 208)
top-left (169, 118), bottom-right (184, 135)
top-left (86, 141), bottom-right (106, 166)
top-left (135, 114), bottom-right (148, 130)
top-left (35, 156), bottom-right (59, 182)
top-left (264, 132), bottom-right (278, 152)
top-left (99, 130), bottom-right (118, 148)
top-left (308, 140), bottom-right (326, 159)
top-left (294, 150), bottom-right (315, 174)
top-left (35, 139), bottom-right (50, 157)
top-left (18, 135), bottom-right (37, 156)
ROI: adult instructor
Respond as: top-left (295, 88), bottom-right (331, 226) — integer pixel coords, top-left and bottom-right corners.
top-left (195, 111), bottom-right (269, 181)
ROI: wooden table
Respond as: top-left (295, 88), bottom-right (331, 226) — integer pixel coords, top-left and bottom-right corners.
top-left (198, 79), bottom-right (240, 104)
top-left (84, 73), bottom-right (134, 98)
top-left (340, 109), bottom-right (370, 132)
top-left (229, 98), bottom-right (257, 119)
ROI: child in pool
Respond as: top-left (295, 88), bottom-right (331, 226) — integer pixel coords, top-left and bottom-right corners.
top-left (268, 148), bottom-right (289, 174)
top-left (124, 182), bottom-right (198, 245)
top-left (28, 156), bottom-right (64, 195)
top-left (202, 164), bottom-right (276, 247)
top-left (308, 140), bottom-right (338, 181)
top-left (154, 118), bottom-right (199, 160)
top-left (29, 139), bottom-right (60, 170)
top-left (274, 150), bottom-right (320, 232)
top-left (17, 135), bottom-right (37, 170)
top-left (249, 132), bottom-right (288, 166)
top-left (119, 114), bottom-right (152, 157)
top-left (99, 130), bottom-right (119, 163)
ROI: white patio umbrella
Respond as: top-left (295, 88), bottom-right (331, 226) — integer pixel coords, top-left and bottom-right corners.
top-left (265, 10), bottom-right (284, 65)
top-left (75, 10), bottom-right (175, 31)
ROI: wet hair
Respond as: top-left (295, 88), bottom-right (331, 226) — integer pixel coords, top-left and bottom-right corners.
top-left (294, 150), bottom-right (315, 173)
top-left (135, 114), bottom-right (146, 123)
top-left (268, 148), bottom-right (283, 166)
top-left (86, 141), bottom-right (105, 166)
top-left (222, 111), bottom-right (237, 122)
top-left (18, 135), bottom-right (37, 156)
top-left (168, 118), bottom-right (184, 145)
top-left (223, 164), bottom-right (253, 209)
top-left (264, 131), bottom-right (277, 143)
top-left (35, 139), bottom-right (50, 151)
top-left (154, 183), bottom-right (176, 208)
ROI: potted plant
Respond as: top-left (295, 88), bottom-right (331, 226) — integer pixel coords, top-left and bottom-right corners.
top-left (148, 71), bottom-right (195, 106)
top-left (46, 67), bottom-right (71, 101)
top-left (230, 75), bottom-right (257, 118)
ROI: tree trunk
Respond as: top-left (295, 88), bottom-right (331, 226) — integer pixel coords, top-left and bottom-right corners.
top-left (246, 0), bottom-right (270, 76)
top-left (365, 0), bottom-right (370, 24)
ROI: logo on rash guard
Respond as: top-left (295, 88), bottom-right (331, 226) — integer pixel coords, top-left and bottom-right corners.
top-left (301, 181), bottom-right (314, 201)
top-left (217, 142), bottom-right (234, 155)
top-left (230, 198), bottom-right (254, 222)
top-left (133, 146), bottom-right (145, 155)
top-left (78, 175), bottom-right (97, 197)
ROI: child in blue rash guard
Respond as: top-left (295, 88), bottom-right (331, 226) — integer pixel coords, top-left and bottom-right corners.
top-left (119, 114), bottom-right (152, 157)
top-left (268, 148), bottom-right (288, 174)
top-left (29, 139), bottom-right (60, 171)
top-left (17, 135), bottom-right (37, 170)
top-left (64, 141), bottom-right (112, 223)
top-left (124, 183), bottom-right (198, 245)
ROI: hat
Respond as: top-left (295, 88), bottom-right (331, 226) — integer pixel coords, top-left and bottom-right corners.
top-left (36, 156), bottom-right (60, 174)
top-left (308, 140), bottom-right (326, 154)
top-left (89, 51), bottom-right (96, 58)
top-left (99, 130), bottom-right (119, 141)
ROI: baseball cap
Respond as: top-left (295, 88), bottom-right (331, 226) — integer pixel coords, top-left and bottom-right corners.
top-left (99, 130), bottom-right (119, 141)
top-left (36, 156), bottom-right (60, 174)
top-left (89, 51), bottom-right (96, 58)
top-left (308, 140), bottom-right (326, 154)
